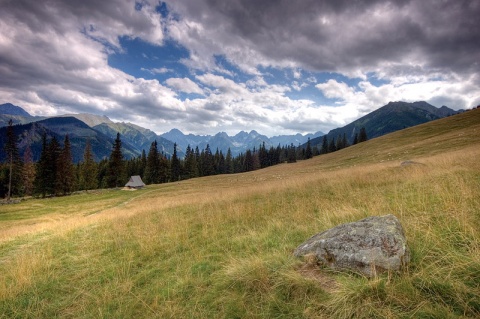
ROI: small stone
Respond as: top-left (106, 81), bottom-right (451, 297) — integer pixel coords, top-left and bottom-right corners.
top-left (294, 214), bottom-right (410, 277)
top-left (401, 160), bottom-right (424, 166)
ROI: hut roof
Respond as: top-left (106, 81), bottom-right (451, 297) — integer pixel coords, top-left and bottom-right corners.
top-left (125, 175), bottom-right (145, 188)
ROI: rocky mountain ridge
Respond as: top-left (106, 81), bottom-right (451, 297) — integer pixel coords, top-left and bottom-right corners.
top-left (307, 101), bottom-right (461, 149)
top-left (0, 103), bottom-right (324, 159)
top-left (0, 101), bottom-right (461, 162)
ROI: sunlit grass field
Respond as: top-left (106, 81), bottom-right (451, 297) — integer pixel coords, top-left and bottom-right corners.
top-left (1, 109), bottom-right (479, 318)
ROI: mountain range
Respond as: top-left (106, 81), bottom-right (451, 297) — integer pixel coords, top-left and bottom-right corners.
top-left (307, 101), bottom-right (461, 149)
top-left (0, 103), bottom-right (323, 162)
top-left (0, 101), bottom-right (461, 163)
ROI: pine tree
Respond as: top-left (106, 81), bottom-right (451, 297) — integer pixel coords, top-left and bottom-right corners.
top-left (56, 135), bottom-right (75, 195)
top-left (305, 137), bottom-right (313, 159)
top-left (170, 143), bottom-right (181, 181)
top-left (273, 145), bottom-right (282, 164)
top-left (158, 153), bottom-right (170, 183)
top-left (258, 142), bottom-right (269, 168)
top-left (353, 133), bottom-right (358, 145)
top-left (80, 139), bottom-right (98, 191)
top-left (22, 144), bottom-right (35, 196)
top-left (34, 133), bottom-right (49, 197)
top-left (202, 144), bottom-right (215, 176)
top-left (47, 136), bottom-right (60, 195)
top-left (225, 148), bottom-right (234, 174)
top-left (97, 159), bottom-right (109, 189)
top-left (296, 144), bottom-right (305, 160)
top-left (4, 119), bottom-right (21, 200)
top-left (139, 149), bottom-right (147, 178)
top-left (125, 158), bottom-right (135, 178)
top-left (145, 141), bottom-right (160, 184)
top-left (107, 133), bottom-right (124, 188)
top-left (194, 146), bottom-right (202, 176)
top-left (359, 127), bottom-right (368, 143)
top-left (328, 137), bottom-right (337, 153)
top-left (287, 143), bottom-right (297, 163)
top-left (244, 149), bottom-right (254, 171)
top-left (217, 150), bottom-right (226, 174)
top-left (184, 145), bottom-right (198, 178)
top-left (233, 153), bottom-right (244, 173)
top-left (321, 135), bottom-right (329, 154)
top-left (336, 134), bottom-right (343, 151)
top-left (34, 134), bottom-right (59, 197)
top-left (279, 145), bottom-right (287, 163)
top-left (342, 133), bottom-right (348, 149)
top-left (213, 148), bottom-right (220, 174)
top-left (252, 148), bottom-right (260, 170)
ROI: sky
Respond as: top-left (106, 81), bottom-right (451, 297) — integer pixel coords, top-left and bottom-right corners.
top-left (1, 0), bottom-right (479, 137)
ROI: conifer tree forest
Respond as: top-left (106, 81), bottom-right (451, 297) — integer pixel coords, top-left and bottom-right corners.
top-left (0, 125), bottom-right (367, 199)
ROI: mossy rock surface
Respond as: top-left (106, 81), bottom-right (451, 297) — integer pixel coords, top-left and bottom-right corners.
top-left (294, 214), bottom-right (410, 277)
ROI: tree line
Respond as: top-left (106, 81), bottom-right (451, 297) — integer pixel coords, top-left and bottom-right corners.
top-left (1, 120), bottom-right (367, 199)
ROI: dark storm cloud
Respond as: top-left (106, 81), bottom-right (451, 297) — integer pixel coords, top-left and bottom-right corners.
top-left (0, 0), bottom-right (175, 119)
top-left (3, 0), bottom-right (164, 44)
top-left (171, 0), bottom-right (480, 77)
top-left (0, 0), bottom-right (165, 91)
top-left (1, 0), bottom-right (478, 136)
top-left (204, 101), bottom-right (225, 111)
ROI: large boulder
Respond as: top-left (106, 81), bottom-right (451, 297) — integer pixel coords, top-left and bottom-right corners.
top-left (294, 214), bottom-right (410, 277)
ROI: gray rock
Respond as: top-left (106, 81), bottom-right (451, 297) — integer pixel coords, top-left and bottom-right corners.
top-left (294, 215), bottom-right (410, 277)
top-left (401, 160), bottom-right (424, 166)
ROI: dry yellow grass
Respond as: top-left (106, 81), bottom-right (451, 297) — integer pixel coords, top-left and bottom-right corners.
top-left (1, 109), bottom-right (479, 318)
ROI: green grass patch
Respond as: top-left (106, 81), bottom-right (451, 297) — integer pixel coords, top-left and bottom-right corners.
top-left (1, 110), bottom-right (480, 318)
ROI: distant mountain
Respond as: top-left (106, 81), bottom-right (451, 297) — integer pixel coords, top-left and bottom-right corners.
top-left (2, 101), bottom-right (460, 162)
top-left (0, 117), bottom-right (132, 163)
top-left (411, 103), bottom-right (461, 118)
top-left (0, 103), bottom-right (324, 158)
top-left (60, 113), bottom-right (113, 127)
top-left (160, 129), bottom-right (324, 156)
top-left (208, 132), bottom-right (236, 152)
top-left (160, 129), bottom-right (270, 156)
top-left (0, 103), bottom-right (31, 116)
top-left (93, 122), bottom-right (177, 157)
top-left (0, 105), bottom-right (178, 159)
top-left (308, 101), bottom-right (460, 149)
top-left (0, 103), bottom-right (44, 127)
top-left (0, 121), bottom-right (55, 162)
top-left (160, 129), bottom-right (209, 150)
top-left (270, 131), bottom-right (324, 146)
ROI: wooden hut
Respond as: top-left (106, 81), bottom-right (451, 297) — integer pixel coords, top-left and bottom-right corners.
top-left (125, 175), bottom-right (145, 189)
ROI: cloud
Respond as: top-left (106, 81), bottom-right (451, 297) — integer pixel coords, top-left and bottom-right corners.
top-left (246, 76), bottom-right (268, 89)
top-left (165, 77), bottom-right (204, 94)
top-left (0, 1), bottom-right (181, 118)
top-left (169, 0), bottom-right (480, 80)
top-left (315, 76), bottom-right (480, 117)
top-left (174, 73), bottom-right (335, 135)
top-left (196, 73), bottom-right (250, 97)
top-left (293, 69), bottom-right (302, 79)
top-left (316, 80), bottom-right (354, 101)
top-left (142, 67), bottom-right (173, 74)
top-left (292, 81), bottom-right (308, 92)
top-left (1, 0), bottom-right (479, 138)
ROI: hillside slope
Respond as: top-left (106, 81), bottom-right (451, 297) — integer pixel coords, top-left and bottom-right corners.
top-left (94, 122), bottom-right (176, 157)
top-left (0, 103), bottom-right (44, 127)
top-left (0, 110), bottom-right (479, 318)
top-left (0, 103), bottom-right (322, 157)
top-left (59, 113), bottom-right (113, 127)
top-left (309, 101), bottom-right (459, 148)
top-left (0, 117), bottom-right (139, 162)
top-left (0, 103), bottom-right (31, 117)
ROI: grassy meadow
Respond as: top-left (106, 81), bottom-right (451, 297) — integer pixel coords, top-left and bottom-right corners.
top-left (1, 109), bottom-right (479, 318)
